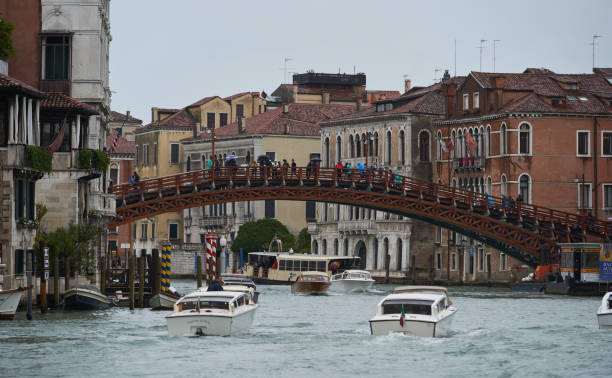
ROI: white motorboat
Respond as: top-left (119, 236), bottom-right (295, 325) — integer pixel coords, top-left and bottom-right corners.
top-left (330, 270), bottom-right (374, 293)
top-left (166, 290), bottom-right (258, 337)
top-left (0, 287), bottom-right (27, 320)
top-left (597, 292), bottom-right (612, 329)
top-left (149, 290), bottom-right (180, 310)
top-left (63, 285), bottom-right (112, 310)
top-left (369, 286), bottom-right (457, 337)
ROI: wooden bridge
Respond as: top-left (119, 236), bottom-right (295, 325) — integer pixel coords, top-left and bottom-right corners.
top-left (108, 167), bottom-right (611, 267)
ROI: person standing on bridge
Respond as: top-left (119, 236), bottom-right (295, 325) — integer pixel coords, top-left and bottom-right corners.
top-left (291, 159), bottom-right (297, 176)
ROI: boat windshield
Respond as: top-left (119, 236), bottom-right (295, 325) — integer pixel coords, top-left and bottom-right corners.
top-left (180, 296), bottom-right (231, 311)
top-left (301, 275), bottom-right (327, 282)
top-left (348, 272), bottom-right (369, 279)
top-left (382, 300), bottom-right (433, 315)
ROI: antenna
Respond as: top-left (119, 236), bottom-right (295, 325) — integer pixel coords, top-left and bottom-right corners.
top-left (591, 34), bottom-right (602, 70)
top-left (454, 39), bottom-right (457, 77)
top-left (433, 68), bottom-right (442, 82)
top-left (283, 58), bottom-right (293, 83)
top-left (478, 39), bottom-right (487, 71)
top-left (493, 40), bottom-right (501, 72)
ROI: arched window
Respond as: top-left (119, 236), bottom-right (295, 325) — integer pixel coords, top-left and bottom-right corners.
top-left (436, 131), bottom-right (443, 160)
top-left (246, 151), bottom-right (251, 165)
top-left (480, 177), bottom-right (485, 194)
top-left (468, 177), bottom-right (474, 192)
top-left (396, 238), bottom-right (403, 271)
top-left (384, 238), bottom-right (389, 269)
top-left (457, 129), bottom-right (463, 158)
top-left (458, 178), bottom-right (463, 188)
top-left (322, 239), bottom-right (327, 255)
top-left (500, 123), bottom-right (507, 155)
top-left (501, 174), bottom-right (507, 196)
top-left (419, 130), bottom-right (430, 162)
top-left (336, 136), bottom-right (342, 162)
top-left (334, 239), bottom-right (339, 256)
top-left (452, 178), bottom-right (457, 187)
top-left (349, 135), bottom-right (354, 158)
top-left (343, 241), bottom-right (348, 256)
top-left (385, 130), bottom-right (392, 164)
top-left (373, 238), bottom-right (379, 270)
top-left (519, 123), bottom-right (530, 155)
top-left (479, 126), bottom-right (484, 157)
top-left (312, 240), bottom-right (318, 255)
top-left (324, 137), bottom-right (330, 167)
top-left (374, 132), bottom-right (379, 157)
top-left (355, 134), bottom-right (361, 157)
top-left (519, 174), bottom-right (530, 203)
top-left (399, 130), bottom-right (406, 165)
top-left (487, 176), bottom-right (492, 193)
top-left (451, 130), bottom-right (456, 158)
top-left (486, 125), bottom-right (491, 157)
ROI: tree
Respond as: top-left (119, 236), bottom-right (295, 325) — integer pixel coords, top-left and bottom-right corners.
top-left (231, 218), bottom-right (295, 253)
top-left (296, 227), bottom-right (311, 253)
top-left (0, 15), bottom-right (15, 60)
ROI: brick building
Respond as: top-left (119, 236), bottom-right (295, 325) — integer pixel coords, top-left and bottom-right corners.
top-left (432, 68), bottom-right (612, 283)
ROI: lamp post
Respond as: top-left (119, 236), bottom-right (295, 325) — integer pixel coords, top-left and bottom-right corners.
top-left (574, 174), bottom-right (586, 216)
top-left (207, 125), bottom-right (216, 169)
top-left (364, 132), bottom-right (374, 167)
top-left (460, 239), bottom-right (468, 284)
top-left (219, 236), bottom-right (227, 274)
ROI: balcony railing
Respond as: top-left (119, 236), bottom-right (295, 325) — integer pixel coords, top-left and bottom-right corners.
top-left (40, 79), bottom-right (70, 96)
top-left (199, 215), bottom-right (236, 229)
top-left (88, 191), bottom-right (116, 217)
top-left (338, 220), bottom-right (378, 234)
top-left (453, 156), bottom-right (485, 172)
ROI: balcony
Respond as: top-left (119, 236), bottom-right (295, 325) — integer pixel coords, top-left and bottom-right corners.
top-left (453, 156), bottom-right (485, 172)
top-left (338, 220), bottom-right (378, 235)
top-left (198, 215), bottom-right (236, 229)
top-left (88, 191), bottom-right (116, 217)
top-left (40, 79), bottom-right (70, 96)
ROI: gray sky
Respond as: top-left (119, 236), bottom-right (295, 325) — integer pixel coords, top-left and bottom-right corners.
top-left (109, 0), bottom-right (612, 124)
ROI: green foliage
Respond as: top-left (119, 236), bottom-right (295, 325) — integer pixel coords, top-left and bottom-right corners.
top-left (0, 15), bottom-right (15, 60)
top-left (43, 223), bottom-right (98, 273)
top-left (231, 218), bottom-right (296, 253)
top-left (93, 149), bottom-right (110, 171)
top-left (78, 149), bottom-right (93, 169)
top-left (296, 227), bottom-right (311, 253)
top-left (25, 146), bottom-right (52, 173)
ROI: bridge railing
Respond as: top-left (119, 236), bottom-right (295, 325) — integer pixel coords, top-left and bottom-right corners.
top-left (109, 167), bottom-right (610, 238)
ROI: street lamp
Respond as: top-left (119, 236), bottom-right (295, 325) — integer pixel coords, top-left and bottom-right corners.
top-left (460, 238), bottom-right (468, 284)
top-left (364, 132), bottom-right (374, 167)
top-left (219, 236), bottom-right (227, 274)
top-left (206, 125), bottom-right (216, 169)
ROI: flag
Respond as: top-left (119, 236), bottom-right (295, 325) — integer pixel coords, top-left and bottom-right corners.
top-left (465, 133), bottom-right (478, 156)
top-left (445, 138), bottom-right (454, 152)
top-left (437, 134), bottom-right (448, 153)
top-left (196, 296), bottom-right (200, 312)
top-left (400, 305), bottom-right (405, 327)
top-left (109, 127), bottom-right (123, 153)
top-left (44, 115), bottom-right (68, 153)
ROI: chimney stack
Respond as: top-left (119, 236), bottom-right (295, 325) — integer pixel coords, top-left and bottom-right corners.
top-left (283, 104), bottom-right (289, 114)
top-left (284, 123), bottom-right (289, 135)
top-left (151, 107), bottom-right (159, 122)
top-left (404, 78), bottom-right (411, 92)
top-left (322, 92), bottom-right (330, 104)
top-left (238, 117), bottom-right (246, 133)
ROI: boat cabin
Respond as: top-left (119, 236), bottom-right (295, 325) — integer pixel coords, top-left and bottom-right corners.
top-left (557, 243), bottom-right (601, 283)
top-left (378, 293), bottom-right (449, 317)
top-left (332, 270), bottom-right (372, 281)
top-left (298, 272), bottom-right (329, 282)
top-left (176, 292), bottom-right (251, 313)
top-left (245, 252), bottom-right (360, 282)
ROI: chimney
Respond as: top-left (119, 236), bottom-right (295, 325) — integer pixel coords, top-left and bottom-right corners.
top-left (492, 75), bottom-right (506, 110)
top-left (322, 92), bottom-right (330, 104)
top-left (283, 104), bottom-right (289, 114)
top-left (442, 82), bottom-right (457, 117)
top-left (151, 107), bottom-right (159, 122)
top-left (126, 110), bottom-right (131, 118)
top-left (238, 117), bottom-right (246, 133)
top-left (284, 123), bottom-right (289, 135)
top-left (442, 70), bottom-right (450, 81)
top-left (404, 78), bottom-right (411, 92)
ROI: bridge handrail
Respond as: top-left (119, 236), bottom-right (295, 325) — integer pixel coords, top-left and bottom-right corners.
top-left (108, 167), bottom-right (610, 238)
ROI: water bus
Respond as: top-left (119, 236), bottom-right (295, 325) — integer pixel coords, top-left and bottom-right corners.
top-left (546, 243), bottom-right (603, 295)
top-left (244, 252), bottom-right (361, 284)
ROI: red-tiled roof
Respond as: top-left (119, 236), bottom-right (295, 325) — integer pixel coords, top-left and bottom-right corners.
top-left (223, 92), bottom-right (260, 101)
top-left (111, 110), bottom-right (142, 123)
top-left (185, 103), bottom-right (356, 141)
top-left (594, 68), bottom-right (612, 77)
top-left (137, 108), bottom-right (197, 132)
top-left (187, 96), bottom-right (218, 107)
top-left (41, 92), bottom-right (99, 115)
top-left (106, 129), bottom-right (135, 154)
top-left (367, 90), bottom-right (401, 101)
top-left (0, 73), bottom-right (44, 97)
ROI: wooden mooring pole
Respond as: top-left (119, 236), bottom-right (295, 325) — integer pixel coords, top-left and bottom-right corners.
top-left (196, 252), bottom-right (202, 289)
top-left (53, 255), bottom-right (60, 308)
top-left (129, 251), bottom-right (135, 310)
top-left (138, 253), bottom-right (145, 308)
top-left (100, 255), bottom-right (106, 296)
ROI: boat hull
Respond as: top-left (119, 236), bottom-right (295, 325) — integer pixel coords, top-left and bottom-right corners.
top-left (0, 288), bottom-right (26, 320)
top-left (291, 281), bottom-right (330, 295)
top-left (166, 305), bottom-right (257, 337)
top-left (369, 310), bottom-right (456, 338)
top-left (597, 312), bottom-right (612, 329)
top-left (330, 279), bottom-right (374, 293)
top-left (149, 292), bottom-right (178, 310)
top-left (64, 288), bottom-right (112, 310)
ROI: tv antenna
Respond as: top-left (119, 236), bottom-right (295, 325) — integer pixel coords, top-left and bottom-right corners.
top-left (478, 39), bottom-right (487, 71)
top-left (493, 40), bottom-right (501, 72)
top-left (590, 34), bottom-right (602, 70)
top-left (433, 68), bottom-right (442, 82)
top-left (283, 58), bottom-right (293, 83)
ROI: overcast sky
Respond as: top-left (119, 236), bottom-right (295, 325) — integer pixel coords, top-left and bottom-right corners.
top-left (109, 0), bottom-right (612, 124)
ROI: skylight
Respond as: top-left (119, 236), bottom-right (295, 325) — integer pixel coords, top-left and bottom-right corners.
top-left (567, 96), bottom-right (577, 101)
top-left (578, 96), bottom-right (588, 102)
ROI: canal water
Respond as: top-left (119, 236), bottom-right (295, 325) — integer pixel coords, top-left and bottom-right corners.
top-left (1, 280), bottom-right (610, 377)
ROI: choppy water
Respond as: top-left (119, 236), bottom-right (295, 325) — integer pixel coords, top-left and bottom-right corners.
top-left (1, 280), bottom-right (610, 378)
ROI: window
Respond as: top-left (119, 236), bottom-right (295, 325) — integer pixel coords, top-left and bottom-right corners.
top-left (578, 183), bottom-right (592, 209)
top-left (400, 130), bottom-right (405, 165)
top-left (207, 112), bottom-right (215, 129)
top-left (349, 135), bottom-right (354, 158)
top-left (236, 104), bottom-right (244, 119)
top-left (14, 179), bottom-right (24, 219)
top-left (110, 165), bottom-right (118, 184)
top-left (170, 143), bottom-right (179, 165)
top-left (14, 249), bottom-right (24, 275)
top-left (377, 104), bottom-right (384, 112)
top-left (336, 136), bottom-right (342, 162)
top-left (501, 174), bottom-right (507, 196)
top-left (143, 144), bottom-right (149, 166)
top-left (436, 131), bottom-right (443, 160)
top-left (500, 253), bottom-right (507, 271)
top-left (356, 134), bottom-right (361, 157)
top-left (436, 253), bottom-right (442, 270)
top-left (42, 35), bottom-right (70, 80)
top-left (169, 223), bottom-right (178, 240)
top-left (463, 94), bottom-right (469, 110)
top-left (486, 126), bottom-right (491, 156)
top-left (500, 124), bottom-right (507, 155)
top-left (385, 103), bottom-right (393, 111)
top-left (577, 131), bottom-right (590, 156)
top-left (265, 200), bottom-right (275, 218)
top-left (386, 131), bottom-right (392, 164)
top-left (0, 99), bottom-right (8, 146)
top-left (519, 174), bottom-right (530, 203)
top-left (151, 222), bottom-right (156, 239)
top-left (153, 143), bottom-right (158, 164)
top-left (374, 132), bottom-right (379, 156)
top-left (419, 131), bottom-right (429, 162)
top-left (451, 253), bottom-right (457, 270)
top-left (306, 201), bottom-right (316, 220)
top-left (449, 230), bottom-right (456, 246)
top-left (487, 176), bottom-right (492, 194)
top-left (135, 145), bottom-right (139, 166)
top-left (219, 113), bottom-right (228, 126)
top-left (266, 151), bottom-right (276, 161)
top-left (473, 93), bottom-right (480, 109)
top-left (602, 132), bottom-right (612, 156)
top-left (26, 181), bottom-right (35, 220)
top-left (141, 223), bottom-right (148, 240)
top-left (436, 226), bottom-right (442, 244)
top-left (478, 248), bottom-right (484, 271)
top-left (604, 184), bottom-right (612, 209)
top-left (41, 120), bottom-right (71, 152)
top-left (132, 223), bottom-right (137, 239)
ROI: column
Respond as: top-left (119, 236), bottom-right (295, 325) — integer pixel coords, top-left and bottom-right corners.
top-left (75, 115), bottom-right (81, 149)
top-left (8, 102), bottom-right (14, 143)
top-left (34, 100), bottom-right (40, 146)
top-left (389, 238), bottom-right (398, 273)
top-left (401, 237), bottom-right (410, 270)
top-left (21, 96), bottom-right (27, 144)
top-left (366, 237), bottom-right (375, 270)
top-left (26, 98), bottom-right (32, 145)
top-left (14, 95), bottom-right (19, 143)
top-left (377, 237), bottom-right (385, 271)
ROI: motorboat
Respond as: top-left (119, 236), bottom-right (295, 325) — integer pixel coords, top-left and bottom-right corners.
top-left (63, 284), bottom-right (112, 310)
top-left (291, 272), bottom-right (330, 295)
top-left (149, 287), bottom-right (181, 310)
top-left (220, 274), bottom-right (260, 304)
top-left (330, 270), bottom-right (374, 293)
top-left (0, 287), bottom-right (27, 320)
top-left (166, 290), bottom-right (258, 337)
top-left (597, 292), bottom-right (612, 329)
top-left (369, 286), bottom-right (457, 337)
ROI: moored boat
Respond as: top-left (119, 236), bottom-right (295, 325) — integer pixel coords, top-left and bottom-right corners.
top-left (291, 272), bottom-right (330, 295)
top-left (330, 270), bottom-right (374, 293)
top-left (166, 290), bottom-right (258, 337)
top-left (369, 286), bottom-right (457, 337)
top-left (149, 289), bottom-right (180, 310)
top-left (63, 285), bottom-right (112, 310)
top-left (597, 292), bottom-right (612, 329)
top-left (0, 287), bottom-right (27, 320)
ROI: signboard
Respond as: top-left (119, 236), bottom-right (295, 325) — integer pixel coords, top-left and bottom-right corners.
top-left (120, 243), bottom-right (130, 249)
top-left (469, 245), bottom-right (475, 257)
top-left (43, 247), bottom-right (49, 282)
top-left (600, 243), bottom-right (612, 282)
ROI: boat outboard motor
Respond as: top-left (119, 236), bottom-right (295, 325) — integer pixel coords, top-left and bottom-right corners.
top-left (195, 328), bottom-right (204, 336)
